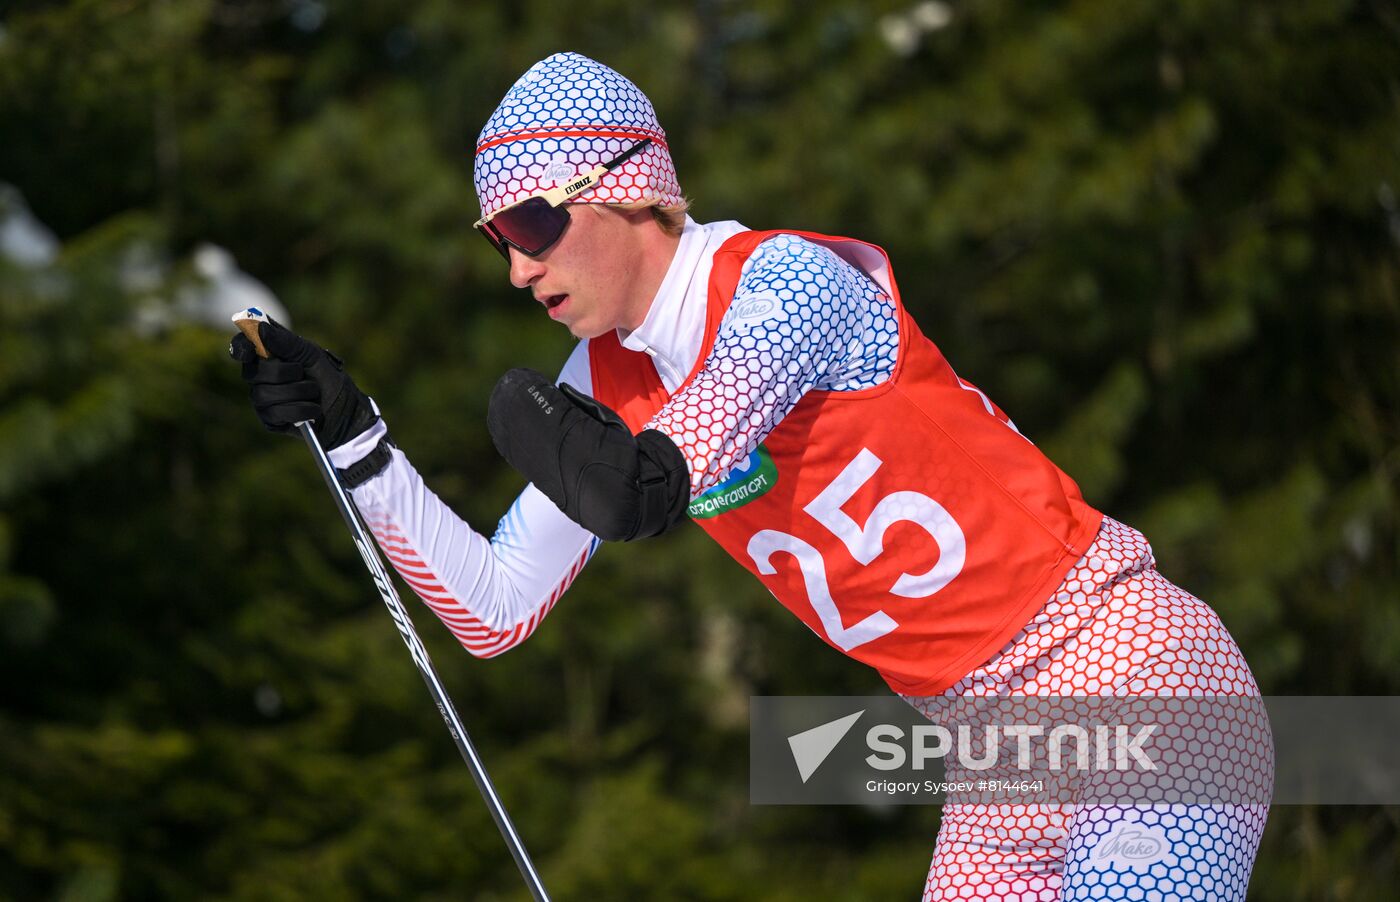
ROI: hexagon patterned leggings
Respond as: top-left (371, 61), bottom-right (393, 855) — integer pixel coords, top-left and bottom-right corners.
top-left (903, 517), bottom-right (1272, 901)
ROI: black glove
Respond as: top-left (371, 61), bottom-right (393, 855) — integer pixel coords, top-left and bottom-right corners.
top-left (487, 368), bottom-right (689, 541)
top-left (228, 319), bottom-right (378, 450)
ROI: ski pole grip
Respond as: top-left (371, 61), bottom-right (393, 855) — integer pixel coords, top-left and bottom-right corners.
top-left (232, 309), bottom-right (271, 359)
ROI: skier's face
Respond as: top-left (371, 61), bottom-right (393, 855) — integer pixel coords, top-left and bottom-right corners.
top-left (507, 205), bottom-right (669, 340)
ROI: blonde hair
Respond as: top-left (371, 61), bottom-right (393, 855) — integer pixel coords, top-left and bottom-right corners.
top-left (610, 198), bottom-right (692, 237)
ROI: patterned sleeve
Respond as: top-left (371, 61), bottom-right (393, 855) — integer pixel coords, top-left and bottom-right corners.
top-left (643, 233), bottom-right (900, 497)
top-left (353, 464), bottom-right (599, 658)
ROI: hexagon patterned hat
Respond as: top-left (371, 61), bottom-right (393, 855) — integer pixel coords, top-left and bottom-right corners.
top-left (474, 52), bottom-right (684, 219)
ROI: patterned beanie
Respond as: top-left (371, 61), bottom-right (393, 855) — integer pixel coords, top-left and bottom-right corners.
top-left (474, 52), bottom-right (684, 219)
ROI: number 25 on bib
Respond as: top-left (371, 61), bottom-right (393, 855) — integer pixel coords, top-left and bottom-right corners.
top-left (748, 447), bottom-right (966, 652)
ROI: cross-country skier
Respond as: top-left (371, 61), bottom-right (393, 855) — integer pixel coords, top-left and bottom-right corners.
top-left (231, 52), bottom-right (1272, 900)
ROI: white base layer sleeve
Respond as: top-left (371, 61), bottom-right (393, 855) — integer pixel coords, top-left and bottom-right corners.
top-left (322, 348), bottom-right (599, 658)
top-left (330, 433), bottom-right (599, 658)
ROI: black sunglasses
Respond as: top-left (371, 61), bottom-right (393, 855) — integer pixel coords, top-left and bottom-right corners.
top-left (474, 138), bottom-right (653, 261)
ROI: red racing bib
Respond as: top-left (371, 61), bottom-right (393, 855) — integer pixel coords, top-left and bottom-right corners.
top-left (590, 230), bottom-right (1103, 695)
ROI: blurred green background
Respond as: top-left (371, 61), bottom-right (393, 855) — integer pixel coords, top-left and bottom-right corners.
top-left (2, 0), bottom-right (1397, 898)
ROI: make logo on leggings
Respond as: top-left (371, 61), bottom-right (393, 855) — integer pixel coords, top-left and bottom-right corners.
top-left (688, 444), bottom-right (778, 519)
top-left (1090, 821), bottom-right (1173, 868)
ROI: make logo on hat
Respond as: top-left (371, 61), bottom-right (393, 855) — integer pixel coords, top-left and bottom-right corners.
top-left (540, 158), bottom-right (579, 187)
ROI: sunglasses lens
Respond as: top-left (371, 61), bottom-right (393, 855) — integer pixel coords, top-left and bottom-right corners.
top-left (491, 197), bottom-right (569, 256)
top-left (476, 223), bottom-right (510, 260)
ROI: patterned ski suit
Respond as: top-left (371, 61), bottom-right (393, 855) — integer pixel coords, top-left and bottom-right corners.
top-left (330, 217), bottom-right (1271, 899)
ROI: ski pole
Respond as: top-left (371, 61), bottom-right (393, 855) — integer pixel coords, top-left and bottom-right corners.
top-left (233, 311), bottom-right (550, 902)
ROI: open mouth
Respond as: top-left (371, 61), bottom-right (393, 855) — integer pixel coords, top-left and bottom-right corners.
top-left (541, 293), bottom-right (567, 310)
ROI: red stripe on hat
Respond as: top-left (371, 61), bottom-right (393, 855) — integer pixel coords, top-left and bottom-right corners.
top-left (475, 127), bottom-right (669, 155)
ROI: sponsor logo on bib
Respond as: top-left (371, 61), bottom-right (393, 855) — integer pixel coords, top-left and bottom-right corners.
top-left (688, 444), bottom-right (779, 518)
